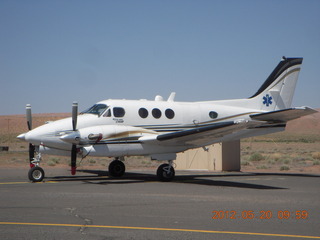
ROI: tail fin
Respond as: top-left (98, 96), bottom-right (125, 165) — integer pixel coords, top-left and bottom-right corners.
top-left (249, 57), bottom-right (303, 111)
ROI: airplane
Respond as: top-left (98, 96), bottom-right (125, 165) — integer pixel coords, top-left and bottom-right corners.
top-left (17, 57), bottom-right (317, 182)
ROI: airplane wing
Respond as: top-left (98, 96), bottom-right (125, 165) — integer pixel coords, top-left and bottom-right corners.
top-left (139, 107), bottom-right (317, 148)
top-left (139, 120), bottom-right (256, 147)
top-left (250, 107), bottom-right (317, 123)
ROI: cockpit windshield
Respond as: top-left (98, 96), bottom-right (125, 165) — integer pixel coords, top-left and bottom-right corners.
top-left (81, 104), bottom-right (108, 116)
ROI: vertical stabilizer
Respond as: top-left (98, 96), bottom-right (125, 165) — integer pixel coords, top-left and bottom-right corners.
top-left (249, 57), bottom-right (303, 111)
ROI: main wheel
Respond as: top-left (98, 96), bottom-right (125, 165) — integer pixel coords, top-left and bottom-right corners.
top-left (108, 160), bottom-right (125, 177)
top-left (157, 164), bottom-right (175, 182)
top-left (28, 166), bottom-right (45, 182)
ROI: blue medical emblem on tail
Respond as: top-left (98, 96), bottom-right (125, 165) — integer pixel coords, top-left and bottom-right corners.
top-left (263, 94), bottom-right (272, 107)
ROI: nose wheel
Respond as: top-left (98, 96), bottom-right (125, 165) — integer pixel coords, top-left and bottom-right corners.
top-left (28, 166), bottom-right (45, 182)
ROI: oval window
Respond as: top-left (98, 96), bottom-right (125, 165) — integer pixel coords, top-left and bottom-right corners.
top-left (152, 108), bottom-right (162, 119)
top-left (139, 108), bottom-right (148, 118)
top-left (113, 107), bottom-right (125, 117)
top-left (209, 111), bottom-right (218, 119)
top-left (165, 109), bottom-right (175, 119)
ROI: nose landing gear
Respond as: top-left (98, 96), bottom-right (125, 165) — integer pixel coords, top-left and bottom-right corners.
top-left (28, 151), bottom-right (45, 182)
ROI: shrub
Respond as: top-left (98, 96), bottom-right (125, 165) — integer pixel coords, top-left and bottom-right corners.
top-left (249, 153), bottom-right (264, 162)
top-left (47, 160), bottom-right (56, 166)
top-left (241, 160), bottom-right (250, 166)
top-left (89, 159), bottom-right (96, 164)
top-left (49, 157), bottom-right (60, 164)
top-left (257, 165), bottom-right (268, 169)
top-left (280, 165), bottom-right (290, 171)
top-left (268, 159), bottom-right (276, 165)
top-left (271, 153), bottom-right (282, 161)
top-left (313, 160), bottom-right (320, 166)
top-left (312, 152), bottom-right (320, 160)
top-left (282, 159), bottom-right (291, 164)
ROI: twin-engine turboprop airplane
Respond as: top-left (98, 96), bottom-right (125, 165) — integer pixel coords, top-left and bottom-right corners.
top-left (17, 57), bottom-right (317, 182)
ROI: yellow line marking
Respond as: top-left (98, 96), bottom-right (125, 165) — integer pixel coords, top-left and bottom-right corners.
top-left (0, 181), bottom-right (57, 185)
top-left (0, 222), bottom-right (319, 239)
top-left (0, 182), bottom-right (29, 185)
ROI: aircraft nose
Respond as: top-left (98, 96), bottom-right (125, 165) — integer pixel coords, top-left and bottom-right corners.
top-left (23, 129), bottom-right (43, 145)
top-left (17, 133), bottom-right (26, 141)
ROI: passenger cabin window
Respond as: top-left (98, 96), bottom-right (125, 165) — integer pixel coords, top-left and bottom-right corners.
top-left (139, 108), bottom-right (148, 118)
top-left (152, 108), bottom-right (162, 119)
top-left (209, 111), bottom-right (218, 119)
top-left (165, 109), bottom-right (175, 119)
top-left (113, 107), bottom-right (125, 117)
top-left (81, 104), bottom-right (108, 116)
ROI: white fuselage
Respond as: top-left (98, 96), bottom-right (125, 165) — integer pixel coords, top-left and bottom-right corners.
top-left (22, 98), bottom-right (273, 158)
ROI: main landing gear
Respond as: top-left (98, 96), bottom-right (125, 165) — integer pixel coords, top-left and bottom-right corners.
top-left (156, 161), bottom-right (175, 182)
top-left (27, 154), bottom-right (175, 182)
top-left (108, 158), bottom-right (175, 182)
top-left (108, 158), bottom-right (126, 178)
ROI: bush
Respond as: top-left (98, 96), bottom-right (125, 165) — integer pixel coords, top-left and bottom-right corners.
top-left (47, 160), bottom-right (56, 166)
top-left (257, 165), bottom-right (268, 169)
top-left (241, 160), bottom-right (250, 166)
top-left (313, 160), bottom-right (320, 166)
top-left (89, 159), bottom-right (96, 164)
top-left (312, 152), bottom-right (320, 160)
top-left (280, 165), bottom-right (290, 171)
top-left (249, 153), bottom-right (264, 162)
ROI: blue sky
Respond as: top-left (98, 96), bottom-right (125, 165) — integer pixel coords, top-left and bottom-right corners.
top-left (1, 0), bottom-right (319, 115)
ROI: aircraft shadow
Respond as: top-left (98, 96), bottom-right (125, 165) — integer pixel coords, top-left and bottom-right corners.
top-left (41, 169), bottom-right (320, 190)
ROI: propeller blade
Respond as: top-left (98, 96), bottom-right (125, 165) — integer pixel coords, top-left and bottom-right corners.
top-left (29, 143), bottom-right (35, 168)
top-left (71, 102), bottom-right (78, 175)
top-left (26, 104), bottom-right (32, 131)
top-left (71, 144), bottom-right (77, 175)
top-left (26, 104), bottom-right (35, 168)
top-left (72, 102), bottom-right (78, 131)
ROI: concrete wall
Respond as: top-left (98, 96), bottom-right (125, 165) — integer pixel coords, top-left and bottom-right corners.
top-left (175, 140), bottom-right (240, 171)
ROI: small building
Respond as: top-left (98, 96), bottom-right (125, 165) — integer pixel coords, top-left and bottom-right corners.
top-left (175, 140), bottom-right (240, 171)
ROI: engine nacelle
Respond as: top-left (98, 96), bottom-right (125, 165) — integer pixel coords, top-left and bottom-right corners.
top-left (60, 125), bottom-right (157, 145)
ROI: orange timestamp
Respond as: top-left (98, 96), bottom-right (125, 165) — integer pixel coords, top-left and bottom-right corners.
top-left (211, 210), bottom-right (309, 220)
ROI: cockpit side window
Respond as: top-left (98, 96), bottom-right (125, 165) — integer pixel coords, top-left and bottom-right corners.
top-left (103, 109), bottom-right (111, 117)
top-left (81, 104), bottom-right (108, 116)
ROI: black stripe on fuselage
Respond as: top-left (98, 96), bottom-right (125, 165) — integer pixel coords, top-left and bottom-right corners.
top-left (157, 121), bottom-right (235, 141)
top-left (250, 57), bottom-right (303, 98)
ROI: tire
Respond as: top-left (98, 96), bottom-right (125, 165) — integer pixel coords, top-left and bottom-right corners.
top-left (28, 167), bottom-right (45, 182)
top-left (157, 164), bottom-right (175, 182)
top-left (108, 160), bottom-right (125, 177)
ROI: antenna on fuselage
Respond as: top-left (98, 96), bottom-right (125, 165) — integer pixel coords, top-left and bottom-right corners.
top-left (167, 92), bottom-right (176, 102)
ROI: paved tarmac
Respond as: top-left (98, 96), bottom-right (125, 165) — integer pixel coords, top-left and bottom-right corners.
top-left (0, 167), bottom-right (319, 240)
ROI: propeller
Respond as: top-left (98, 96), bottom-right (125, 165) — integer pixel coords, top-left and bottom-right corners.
top-left (26, 104), bottom-right (32, 131)
top-left (26, 104), bottom-right (35, 168)
top-left (71, 102), bottom-right (78, 175)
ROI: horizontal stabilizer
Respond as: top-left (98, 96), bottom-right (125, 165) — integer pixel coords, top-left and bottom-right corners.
top-left (250, 107), bottom-right (317, 123)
